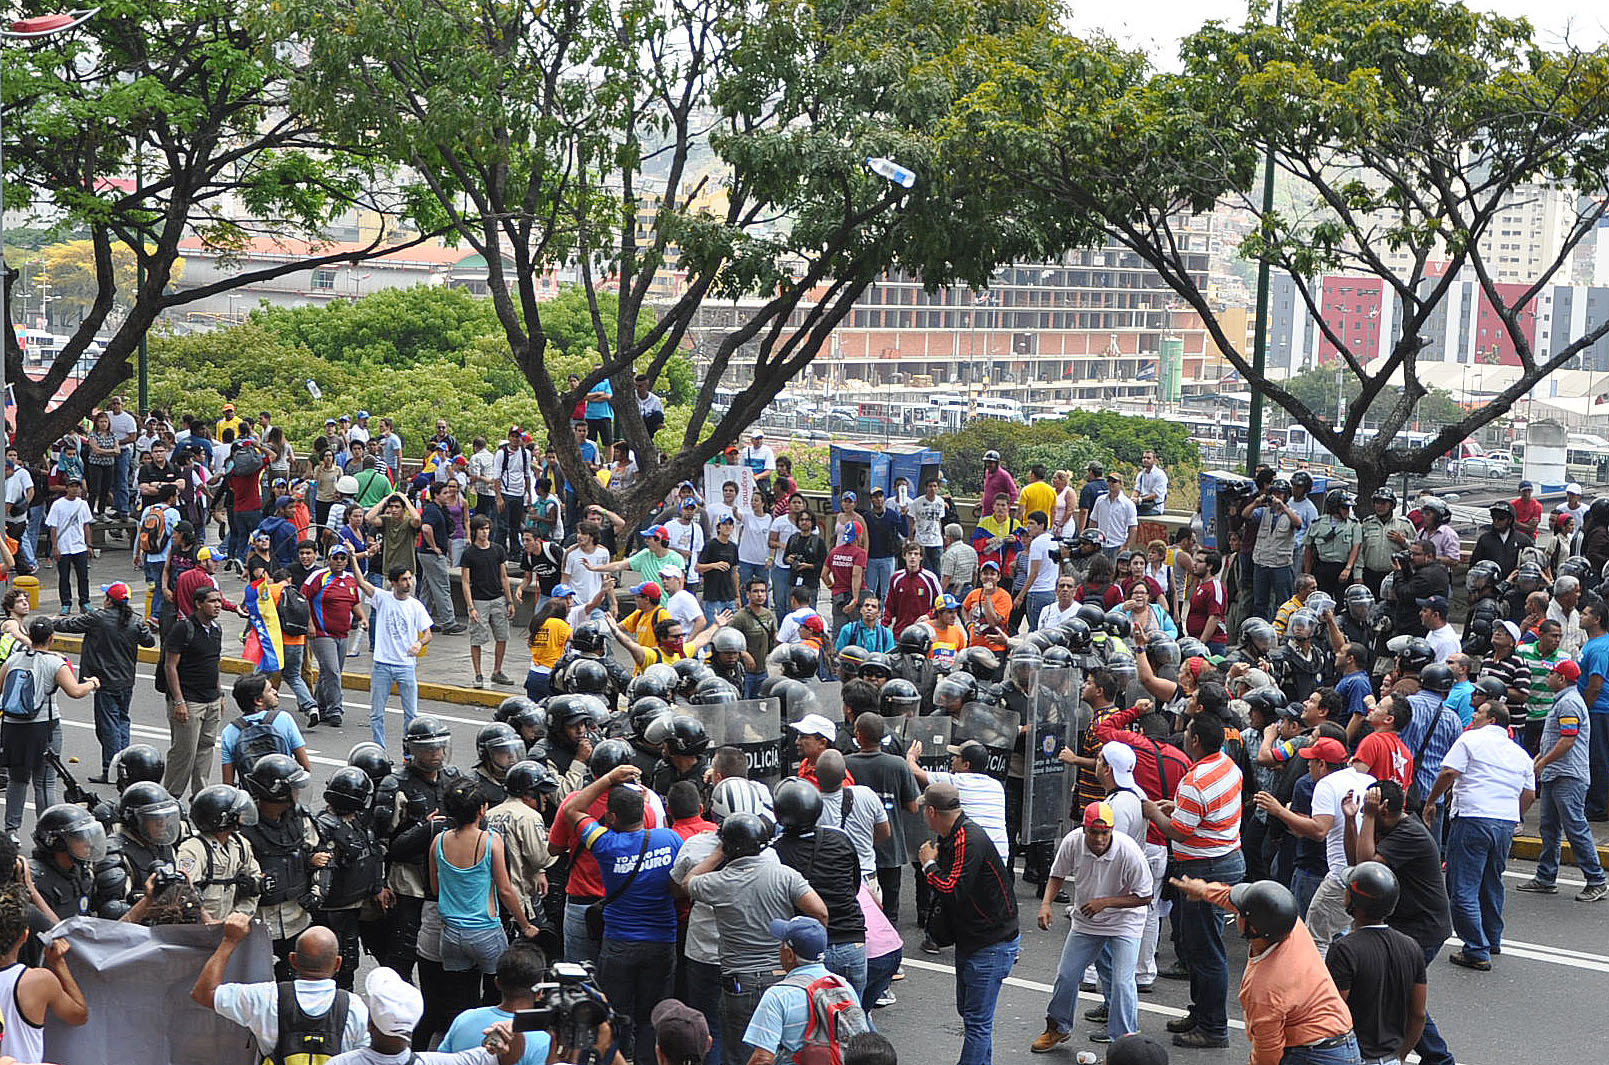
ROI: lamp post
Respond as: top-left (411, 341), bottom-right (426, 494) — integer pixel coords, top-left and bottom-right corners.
top-left (1246, 0), bottom-right (1283, 475)
top-left (1, 9), bottom-right (98, 439)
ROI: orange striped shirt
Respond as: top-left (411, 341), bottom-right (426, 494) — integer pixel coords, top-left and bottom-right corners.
top-left (1169, 751), bottom-right (1242, 859)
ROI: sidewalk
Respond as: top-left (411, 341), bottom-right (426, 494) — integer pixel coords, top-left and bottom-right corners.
top-left (1513, 800), bottom-right (1609, 867)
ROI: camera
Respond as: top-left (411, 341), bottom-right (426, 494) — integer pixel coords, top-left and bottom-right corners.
top-left (150, 861), bottom-right (187, 897)
top-left (512, 962), bottom-right (619, 1062)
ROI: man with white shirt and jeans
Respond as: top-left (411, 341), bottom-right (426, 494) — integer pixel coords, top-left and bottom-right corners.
top-left (812, 749), bottom-right (891, 889)
top-left (1418, 595), bottom-right (1460, 663)
top-left (367, 566), bottom-right (435, 749)
top-left (1424, 701), bottom-right (1537, 969)
top-left (1015, 510), bottom-right (1061, 631)
top-left (46, 476), bottom-right (95, 614)
top-left (1134, 450), bottom-right (1169, 517)
top-left (1253, 736), bottom-right (1374, 956)
top-left (1038, 576), bottom-right (1083, 631)
top-left (1089, 473), bottom-right (1138, 557)
top-left (905, 740), bottom-right (1009, 859)
top-left (911, 478), bottom-right (948, 574)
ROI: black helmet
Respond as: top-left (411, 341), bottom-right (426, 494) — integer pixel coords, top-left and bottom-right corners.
top-left (771, 678), bottom-right (822, 720)
top-left (1079, 528), bottom-right (1105, 548)
top-left (691, 677), bottom-right (739, 705)
top-left (952, 646), bottom-right (999, 679)
top-left (1240, 617), bottom-right (1275, 653)
top-left (1290, 470), bottom-right (1313, 492)
top-left (1242, 687), bottom-right (1286, 717)
top-left (627, 668), bottom-right (675, 704)
top-left (1515, 561), bottom-right (1545, 592)
top-left (1421, 498), bottom-right (1451, 523)
top-left (1418, 662), bottom-right (1455, 694)
top-left (1043, 645), bottom-right (1075, 672)
top-left (547, 694), bottom-right (599, 730)
top-left (663, 715), bottom-right (712, 756)
top-left (505, 760), bottom-right (560, 798)
top-left (344, 746), bottom-right (390, 788)
top-left (1324, 491), bottom-right (1353, 515)
top-left (773, 777), bottom-right (825, 831)
top-left (858, 653), bottom-right (894, 681)
top-left (34, 803), bottom-right (108, 861)
top-left (244, 753), bottom-right (312, 803)
top-left (1487, 499), bottom-right (1515, 520)
top-left (323, 767), bottom-right (375, 814)
top-left (718, 812), bottom-right (772, 859)
top-left (1343, 583), bottom-right (1375, 620)
top-left (1038, 625), bottom-right (1070, 649)
top-left (879, 678), bottom-right (921, 717)
top-left (588, 738), bottom-right (636, 781)
top-left (566, 657), bottom-right (612, 696)
top-left (628, 697), bottom-right (673, 740)
top-left (711, 627), bottom-right (747, 657)
top-left (1269, 477), bottom-right (1292, 495)
top-left (637, 663), bottom-right (681, 697)
top-left (1472, 675), bottom-right (1509, 703)
top-left (1060, 617), bottom-right (1093, 651)
top-left (1075, 603), bottom-right (1108, 630)
top-left (1387, 635), bottom-right (1434, 672)
top-left (495, 695), bottom-right (547, 733)
top-left (477, 722), bottom-right (525, 771)
top-left (571, 619), bottom-right (610, 655)
top-left (673, 656), bottom-right (707, 688)
top-left (405, 715), bottom-right (453, 760)
top-left (1371, 487), bottom-right (1397, 505)
top-left (1103, 609), bottom-right (1132, 639)
top-left (897, 624), bottom-right (934, 656)
top-left (190, 785), bottom-right (259, 833)
top-left (1175, 636), bottom-right (1209, 661)
top-left (1228, 879), bottom-right (1299, 942)
top-left (836, 644), bottom-right (870, 676)
top-left (781, 643), bottom-right (820, 680)
top-left (117, 781), bottom-right (183, 847)
top-left (111, 743), bottom-right (165, 792)
top-left (1559, 555), bottom-right (1592, 582)
top-left (1343, 861), bottom-right (1401, 919)
top-left (1465, 560), bottom-right (1501, 595)
top-left (934, 670), bottom-right (978, 709)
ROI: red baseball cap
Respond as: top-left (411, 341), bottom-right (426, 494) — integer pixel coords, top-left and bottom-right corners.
top-left (100, 582), bottom-right (131, 602)
top-left (1552, 659), bottom-right (1582, 682)
top-left (802, 614), bottom-right (826, 633)
top-left (1299, 737), bottom-right (1350, 765)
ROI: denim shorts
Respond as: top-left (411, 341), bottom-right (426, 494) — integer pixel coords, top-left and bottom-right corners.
top-left (441, 920), bottom-right (508, 974)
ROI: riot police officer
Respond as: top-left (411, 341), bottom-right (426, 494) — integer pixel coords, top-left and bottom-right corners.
top-left (373, 715), bottom-right (462, 980)
top-left (1270, 608), bottom-right (1332, 704)
top-left (1226, 617), bottom-right (1276, 668)
top-left (892, 624), bottom-right (938, 709)
top-left (486, 760), bottom-right (560, 947)
top-left (176, 784), bottom-right (265, 921)
top-left (551, 620), bottom-right (631, 706)
top-left (707, 627), bottom-right (748, 689)
top-left (109, 743), bottom-right (166, 791)
top-left (314, 766), bottom-right (386, 990)
top-left (473, 722), bottom-right (525, 806)
top-left (29, 804), bottom-right (117, 921)
top-left (493, 696), bottom-right (549, 756)
top-left (650, 715), bottom-right (713, 797)
top-left (241, 753), bottom-right (327, 979)
top-left (109, 781), bottom-right (185, 909)
top-left (543, 695), bottom-right (602, 796)
top-left (622, 698), bottom-right (673, 774)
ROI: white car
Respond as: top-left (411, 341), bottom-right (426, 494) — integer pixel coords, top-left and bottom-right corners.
top-left (1449, 454), bottom-right (1511, 478)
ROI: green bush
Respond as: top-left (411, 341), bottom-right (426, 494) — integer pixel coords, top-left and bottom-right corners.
top-left (922, 412), bottom-right (1199, 493)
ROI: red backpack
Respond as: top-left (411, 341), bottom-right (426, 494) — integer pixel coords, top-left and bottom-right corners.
top-left (777, 970), bottom-right (869, 1065)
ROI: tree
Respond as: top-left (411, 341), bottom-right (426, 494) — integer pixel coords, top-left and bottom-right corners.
top-left (270, 0), bottom-right (1089, 530)
top-left (922, 413), bottom-right (1198, 491)
top-left (1278, 365), bottom-right (1468, 433)
top-left (946, 0), bottom-right (1609, 496)
top-left (2, 1), bottom-right (437, 458)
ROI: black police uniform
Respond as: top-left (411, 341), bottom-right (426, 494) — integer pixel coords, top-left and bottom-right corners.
top-left (314, 809), bottom-right (385, 990)
top-left (650, 755), bottom-right (711, 799)
top-left (374, 764), bottom-right (463, 980)
top-left (473, 766), bottom-right (510, 807)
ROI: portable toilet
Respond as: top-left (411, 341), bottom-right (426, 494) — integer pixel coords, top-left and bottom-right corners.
top-left (830, 443), bottom-right (942, 511)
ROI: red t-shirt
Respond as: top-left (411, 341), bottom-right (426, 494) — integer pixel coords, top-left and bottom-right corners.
top-left (303, 570), bottom-right (363, 638)
top-left (228, 469), bottom-right (262, 512)
top-left (1353, 730), bottom-right (1413, 791)
top-left (1186, 578), bottom-right (1227, 639)
top-left (549, 789), bottom-right (662, 898)
top-left (827, 543), bottom-right (867, 596)
top-left (1512, 496), bottom-right (1543, 530)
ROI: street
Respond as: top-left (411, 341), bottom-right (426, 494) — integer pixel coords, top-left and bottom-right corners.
top-left (36, 680), bottom-right (1609, 1065)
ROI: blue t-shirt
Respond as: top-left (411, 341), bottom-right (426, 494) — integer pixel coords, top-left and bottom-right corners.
top-left (441, 1005), bottom-right (553, 1065)
top-left (1580, 634), bottom-right (1609, 714)
top-left (1291, 775), bottom-right (1325, 874)
top-left (1290, 497), bottom-right (1320, 549)
top-left (219, 708), bottom-right (306, 769)
top-left (743, 962), bottom-right (829, 1054)
top-left (1336, 669), bottom-right (1371, 723)
top-left (579, 821), bottom-right (682, 943)
top-left (1444, 680), bottom-right (1475, 727)
top-left (584, 379), bottom-right (613, 420)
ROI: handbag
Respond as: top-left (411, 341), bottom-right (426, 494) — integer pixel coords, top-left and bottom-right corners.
top-left (584, 830), bottom-right (651, 940)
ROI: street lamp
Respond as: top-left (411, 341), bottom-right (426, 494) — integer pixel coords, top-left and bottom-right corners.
top-left (1, 9), bottom-right (99, 438)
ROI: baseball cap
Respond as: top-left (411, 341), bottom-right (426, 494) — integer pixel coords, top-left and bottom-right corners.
top-left (1083, 800), bottom-right (1116, 829)
top-left (937, 593), bottom-right (961, 611)
top-left (869, 486), bottom-right (885, 496)
top-left (100, 582), bottom-right (131, 602)
top-left (325, 418), bottom-right (338, 426)
top-left (339, 414), bottom-right (351, 422)
top-left (1106, 1034), bottom-right (1171, 1065)
top-left (680, 498), bottom-right (698, 510)
top-left (1275, 701), bottom-right (1305, 722)
top-left (790, 714), bottom-right (838, 741)
top-left (642, 524), bottom-right (670, 542)
top-left (1299, 737), bottom-right (1350, 765)
top-left (1498, 619), bottom-right (1522, 644)
top-left (222, 402), bottom-right (235, 412)
top-left (716, 513), bottom-right (735, 526)
top-left (979, 559), bottom-right (1001, 572)
top-left (194, 547), bottom-right (217, 564)
top-left (801, 614), bottom-right (826, 633)
top-left (768, 916), bottom-right (827, 961)
top-left (1415, 595), bottom-right (1450, 615)
top-left (436, 441), bottom-right (449, 451)
top-left (725, 445), bottom-right (740, 455)
top-left (919, 780), bottom-right (963, 810)
top-left (1099, 742), bottom-right (1139, 791)
top-left (1519, 480), bottom-right (1534, 490)
top-left (750, 429), bottom-right (765, 439)
top-left (840, 491), bottom-right (857, 504)
top-left (651, 1000), bottom-right (710, 1065)
top-left (659, 566), bottom-right (685, 580)
top-left (1567, 482), bottom-right (1583, 495)
top-left (356, 410), bottom-right (370, 419)
top-left (550, 584), bottom-right (576, 600)
top-left (1552, 659), bottom-right (1582, 682)
top-left (631, 581), bottom-right (663, 601)
top-left (841, 523), bottom-right (858, 543)
top-left (945, 740), bottom-right (990, 770)
top-left (366, 967), bottom-right (423, 1036)
top-left (275, 495), bottom-right (293, 510)
top-left (328, 543), bottom-right (351, 557)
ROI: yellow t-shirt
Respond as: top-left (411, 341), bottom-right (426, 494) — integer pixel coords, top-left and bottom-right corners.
top-left (1018, 480), bottom-right (1057, 523)
top-left (216, 415), bottom-right (247, 441)
top-left (621, 606), bottom-right (669, 650)
top-left (529, 618), bottom-right (572, 670)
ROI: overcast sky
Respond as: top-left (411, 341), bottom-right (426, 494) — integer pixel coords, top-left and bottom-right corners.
top-left (1075, 1), bottom-right (1608, 67)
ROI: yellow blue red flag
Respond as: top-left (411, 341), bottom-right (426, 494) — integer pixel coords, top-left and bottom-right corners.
top-left (243, 577), bottom-right (285, 674)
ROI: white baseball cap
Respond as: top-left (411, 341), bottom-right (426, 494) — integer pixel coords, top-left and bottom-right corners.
top-left (1099, 742), bottom-right (1139, 791)
top-left (789, 714), bottom-right (837, 742)
top-left (1567, 483), bottom-right (1583, 495)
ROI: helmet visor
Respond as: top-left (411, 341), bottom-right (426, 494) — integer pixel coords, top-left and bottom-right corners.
top-left (139, 802), bottom-right (184, 848)
top-left (67, 820), bottom-right (109, 864)
top-left (232, 791), bottom-right (260, 827)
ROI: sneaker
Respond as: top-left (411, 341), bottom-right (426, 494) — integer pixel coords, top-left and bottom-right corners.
top-left (474, 675), bottom-right (486, 689)
top-left (1159, 960), bottom-right (1190, 980)
top-left (1165, 1015), bottom-right (1199, 1035)
top-left (1447, 951), bottom-right (1492, 971)
top-left (491, 671), bottom-right (512, 685)
top-left (1088, 1032), bottom-right (1114, 1044)
top-left (1030, 1024), bottom-right (1070, 1054)
top-left (441, 623), bottom-right (467, 636)
top-left (306, 708), bottom-right (321, 728)
top-left (325, 712), bottom-right (344, 728)
top-left (920, 937), bottom-right (941, 955)
top-left (1171, 1031), bottom-right (1229, 1049)
top-left (1515, 878), bottom-right (1558, 894)
top-left (890, 968), bottom-right (905, 981)
top-left (873, 990), bottom-right (896, 1008)
top-left (1578, 882), bottom-right (1609, 903)
top-left (58, 605), bottom-right (72, 616)
top-left (1083, 1006), bottom-right (1108, 1024)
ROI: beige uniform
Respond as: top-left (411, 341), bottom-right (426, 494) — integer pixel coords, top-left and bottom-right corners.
top-left (486, 797), bottom-right (554, 921)
top-left (176, 831), bottom-right (262, 921)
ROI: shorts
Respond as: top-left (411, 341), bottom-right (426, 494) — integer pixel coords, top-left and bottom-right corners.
top-left (441, 920), bottom-right (508, 974)
top-left (469, 598), bottom-right (511, 646)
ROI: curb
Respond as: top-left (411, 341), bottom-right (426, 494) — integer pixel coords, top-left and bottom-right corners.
top-left (48, 633), bottom-right (507, 710)
top-left (1511, 835), bottom-right (1609, 866)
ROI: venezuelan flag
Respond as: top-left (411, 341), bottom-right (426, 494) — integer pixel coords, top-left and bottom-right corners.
top-left (243, 576), bottom-right (285, 674)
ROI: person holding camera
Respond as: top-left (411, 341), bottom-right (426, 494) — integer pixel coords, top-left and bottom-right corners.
top-left (437, 945), bottom-right (555, 1065)
top-left (176, 784), bottom-right (267, 922)
top-left (1241, 478), bottom-right (1305, 622)
top-left (325, 965), bottom-right (527, 1065)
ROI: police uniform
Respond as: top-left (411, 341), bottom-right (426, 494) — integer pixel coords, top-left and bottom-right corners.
top-left (625, 740), bottom-right (662, 776)
top-left (486, 797), bottom-right (554, 923)
top-left (1269, 642), bottom-right (1332, 704)
top-left (551, 650), bottom-right (632, 706)
top-left (374, 764), bottom-right (462, 979)
top-left (649, 754), bottom-right (710, 799)
top-left (29, 856), bottom-right (105, 920)
top-left (542, 741), bottom-right (590, 799)
top-left (314, 808), bottom-right (385, 990)
top-left (242, 805), bottom-right (325, 974)
top-left (176, 831), bottom-right (264, 920)
top-left (109, 828), bottom-right (178, 906)
top-left (473, 766), bottom-right (510, 807)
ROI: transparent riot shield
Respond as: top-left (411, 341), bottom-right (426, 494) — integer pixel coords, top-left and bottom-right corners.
top-left (955, 702), bottom-right (1022, 781)
top-left (722, 698), bottom-right (785, 789)
top-left (887, 714), bottom-right (953, 855)
top-left (1022, 689), bottom-right (1072, 845)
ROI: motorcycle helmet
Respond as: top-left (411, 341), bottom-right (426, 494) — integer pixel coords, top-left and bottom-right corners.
top-left (1103, 609), bottom-right (1132, 639)
top-left (476, 722), bottom-right (526, 772)
top-left (773, 777), bottom-right (825, 831)
top-left (1286, 608), bottom-right (1319, 641)
top-left (717, 813), bottom-right (771, 859)
top-left (1060, 617), bottom-right (1094, 652)
top-left (1228, 880), bottom-right (1299, 942)
top-left (858, 653), bottom-right (895, 682)
top-left (111, 744), bottom-right (165, 792)
top-left (190, 785), bottom-right (259, 833)
top-left (691, 677), bottom-right (740, 705)
top-left (1418, 662), bottom-right (1455, 694)
top-left (1343, 583), bottom-right (1375, 622)
top-left (588, 738), bottom-right (636, 781)
top-left (1343, 861), bottom-right (1401, 918)
top-left (710, 777), bottom-right (774, 823)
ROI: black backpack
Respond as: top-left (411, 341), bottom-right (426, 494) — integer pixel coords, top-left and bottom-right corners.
top-left (235, 709), bottom-right (293, 773)
top-left (278, 584), bottom-right (311, 637)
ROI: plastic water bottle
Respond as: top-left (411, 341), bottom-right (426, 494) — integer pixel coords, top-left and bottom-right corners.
top-left (866, 156), bottom-right (917, 188)
top-left (1076, 1052), bottom-right (1099, 1064)
top-left (306, 378), bottom-right (323, 400)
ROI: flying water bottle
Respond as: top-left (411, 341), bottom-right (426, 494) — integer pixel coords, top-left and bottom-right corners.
top-left (866, 156), bottom-right (917, 189)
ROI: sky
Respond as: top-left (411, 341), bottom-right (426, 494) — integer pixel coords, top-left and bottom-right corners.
top-left (1074, 0), bottom-right (1608, 67)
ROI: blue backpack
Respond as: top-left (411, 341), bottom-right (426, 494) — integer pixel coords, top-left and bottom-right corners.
top-left (0, 652), bottom-right (53, 722)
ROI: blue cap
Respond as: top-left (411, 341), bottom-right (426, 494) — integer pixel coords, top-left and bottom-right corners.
top-left (1519, 480), bottom-right (1534, 490)
top-left (1416, 595), bottom-right (1450, 615)
top-left (840, 491), bottom-right (857, 504)
top-left (356, 410), bottom-right (370, 419)
top-left (768, 916), bottom-right (827, 961)
top-left (938, 593), bottom-right (961, 611)
top-left (551, 584), bottom-right (576, 599)
top-left (841, 523), bottom-right (858, 543)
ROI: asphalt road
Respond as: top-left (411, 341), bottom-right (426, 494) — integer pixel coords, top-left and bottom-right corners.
top-left (38, 681), bottom-right (1609, 1065)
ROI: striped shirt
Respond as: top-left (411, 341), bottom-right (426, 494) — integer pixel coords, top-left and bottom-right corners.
top-left (925, 771), bottom-right (1010, 859)
top-left (1169, 752), bottom-right (1243, 859)
top-left (1480, 652), bottom-right (1531, 719)
top-left (1516, 643), bottom-right (1567, 721)
top-left (1401, 693), bottom-right (1465, 802)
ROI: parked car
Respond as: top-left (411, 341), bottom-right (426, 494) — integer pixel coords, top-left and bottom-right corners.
top-left (1449, 453), bottom-right (1512, 478)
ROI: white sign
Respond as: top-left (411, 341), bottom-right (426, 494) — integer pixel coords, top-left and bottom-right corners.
top-left (704, 464), bottom-right (757, 514)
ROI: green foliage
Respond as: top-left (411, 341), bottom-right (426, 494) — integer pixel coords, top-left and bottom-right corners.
top-left (1054, 412), bottom-right (1198, 467)
top-left (250, 286), bottom-right (500, 367)
top-left (1279, 366), bottom-right (1468, 430)
top-left (922, 413), bottom-right (1200, 494)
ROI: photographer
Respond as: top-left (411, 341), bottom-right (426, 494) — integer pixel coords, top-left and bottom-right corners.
top-left (438, 943), bottom-right (552, 1064)
top-left (1241, 478), bottom-right (1304, 622)
top-left (176, 784), bottom-right (266, 921)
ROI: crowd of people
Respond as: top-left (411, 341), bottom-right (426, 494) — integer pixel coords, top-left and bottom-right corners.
top-left (1, 399), bottom-right (1606, 1065)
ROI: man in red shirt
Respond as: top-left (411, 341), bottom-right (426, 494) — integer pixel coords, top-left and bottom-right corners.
top-left (302, 543), bottom-right (374, 727)
top-left (222, 435), bottom-right (264, 572)
top-left (1186, 550), bottom-right (1229, 652)
top-left (1512, 481), bottom-right (1542, 540)
top-left (886, 541), bottom-right (942, 637)
top-left (1352, 693), bottom-right (1414, 790)
top-left (175, 546), bottom-right (242, 620)
top-left (825, 523), bottom-right (867, 633)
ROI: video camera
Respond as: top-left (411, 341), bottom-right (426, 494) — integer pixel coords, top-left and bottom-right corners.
top-left (513, 962), bottom-right (620, 1065)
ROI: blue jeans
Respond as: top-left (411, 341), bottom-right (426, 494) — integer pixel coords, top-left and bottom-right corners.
top-left (1588, 714), bottom-right (1609, 819)
top-left (143, 560), bottom-right (167, 621)
top-left (1444, 816), bottom-right (1513, 962)
top-left (721, 971), bottom-right (783, 1065)
top-left (1172, 850), bottom-right (1245, 1040)
top-left (743, 671), bottom-right (767, 699)
top-left (1413, 943), bottom-right (1455, 1065)
top-left (770, 566), bottom-right (792, 616)
top-left (1280, 1033), bottom-right (1363, 1064)
top-left (24, 505), bottom-right (43, 567)
top-left (865, 556), bottom-right (896, 600)
top-left (703, 599), bottom-right (735, 624)
top-left (954, 936), bottom-right (1019, 1065)
top-left (863, 949), bottom-right (901, 1020)
top-left (563, 897), bottom-right (601, 967)
top-left (1536, 775), bottom-right (1607, 885)
top-left (822, 941), bottom-right (868, 1004)
top-left (1291, 866), bottom-right (1325, 917)
top-left (738, 561), bottom-right (767, 592)
top-left (1026, 590), bottom-right (1056, 630)
top-left (923, 546), bottom-right (942, 574)
top-left (369, 661), bottom-right (419, 749)
top-left (525, 669), bottom-right (552, 702)
top-left (228, 508), bottom-right (259, 564)
top-left (93, 686), bottom-right (134, 773)
top-left (1252, 562), bottom-right (1293, 621)
top-left (278, 642), bottom-right (317, 714)
top-left (114, 449), bottom-right (131, 514)
top-left (1047, 930), bottom-right (1140, 1040)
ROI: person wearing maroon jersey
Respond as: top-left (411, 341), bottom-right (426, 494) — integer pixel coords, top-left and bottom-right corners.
top-left (886, 541), bottom-right (942, 637)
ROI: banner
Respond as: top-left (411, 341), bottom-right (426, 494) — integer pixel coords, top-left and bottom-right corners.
top-left (702, 466), bottom-right (756, 515)
top-left (43, 915), bottom-right (274, 1065)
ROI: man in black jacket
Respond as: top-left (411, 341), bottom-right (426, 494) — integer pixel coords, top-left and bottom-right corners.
top-left (1468, 501), bottom-right (1533, 579)
top-left (1392, 541), bottom-right (1449, 638)
top-left (918, 781), bottom-right (1019, 1065)
top-left (55, 582), bottom-right (155, 781)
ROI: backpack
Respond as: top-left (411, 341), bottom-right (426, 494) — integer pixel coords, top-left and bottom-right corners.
top-left (278, 583), bottom-right (311, 637)
top-left (1, 651), bottom-right (57, 722)
top-left (234, 708), bottom-right (293, 773)
top-left (778, 969), bottom-right (870, 1065)
top-left (139, 505), bottom-right (174, 556)
top-left (230, 442), bottom-right (265, 478)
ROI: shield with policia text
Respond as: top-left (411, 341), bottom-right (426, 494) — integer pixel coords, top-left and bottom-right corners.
top-left (885, 713), bottom-right (953, 853)
top-left (1022, 687), bottom-right (1072, 844)
top-left (684, 698), bottom-right (785, 788)
top-left (955, 702), bottom-right (1021, 782)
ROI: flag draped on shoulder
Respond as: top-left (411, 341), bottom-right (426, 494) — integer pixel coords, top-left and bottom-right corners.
top-left (243, 577), bottom-right (285, 673)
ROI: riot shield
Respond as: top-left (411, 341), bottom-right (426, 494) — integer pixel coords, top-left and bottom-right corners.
top-left (1022, 689), bottom-right (1072, 845)
top-left (724, 698), bottom-right (785, 789)
top-left (955, 702), bottom-right (1022, 781)
top-left (887, 714), bottom-right (953, 855)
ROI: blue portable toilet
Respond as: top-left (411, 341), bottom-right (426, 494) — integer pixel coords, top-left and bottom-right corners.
top-left (830, 443), bottom-right (942, 511)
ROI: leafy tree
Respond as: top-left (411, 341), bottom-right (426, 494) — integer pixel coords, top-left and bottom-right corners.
top-left (1279, 365), bottom-right (1468, 432)
top-left (2, 1), bottom-right (435, 459)
top-left (922, 413), bottom-right (1199, 491)
top-left (269, 0), bottom-right (1090, 530)
top-left (946, 0), bottom-right (1609, 496)
top-left (249, 286), bottom-right (500, 367)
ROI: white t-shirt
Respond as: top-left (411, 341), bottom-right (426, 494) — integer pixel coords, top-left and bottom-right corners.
top-left (777, 606), bottom-right (820, 644)
top-left (739, 444), bottom-right (777, 473)
top-left (564, 544), bottom-right (609, 605)
top-left (1091, 492), bottom-right (1139, 548)
top-left (1048, 828), bottom-right (1153, 938)
top-left (737, 512), bottom-right (774, 565)
top-left (1426, 623), bottom-right (1459, 663)
top-left (770, 516), bottom-right (800, 568)
top-left (370, 589), bottom-right (434, 667)
top-left (1027, 532), bottom-right (1058, 593)
top-left (1037, 599), bottom-right (1082, 630)
top-left (327, 1047), bottom-right (495, 1065)
top-left (212, 979), bottom-right (370, 1055)
top-left (1311, 765), bottom-right (1375, 877)
top-left (911, 495), bottom-right (948, 548)
top-left (666, 588), bottom-right (703, 633)
top-left (107, 409), bottom-right (139, 448)
top-left (45, 497), bottom-right (94, 555)
top-left (4, 468), bottom-right (33, 513)
top-left (705, 500), bottom-right (738, 531)
top-left (665, 519), bottom-right (705, 585)
top-left (925, 770), bottom-right (1009, 859)
top-left (1443, 724), bottom-right (1537, 821)
top-left (347, 424), bottom-right (371, 445)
